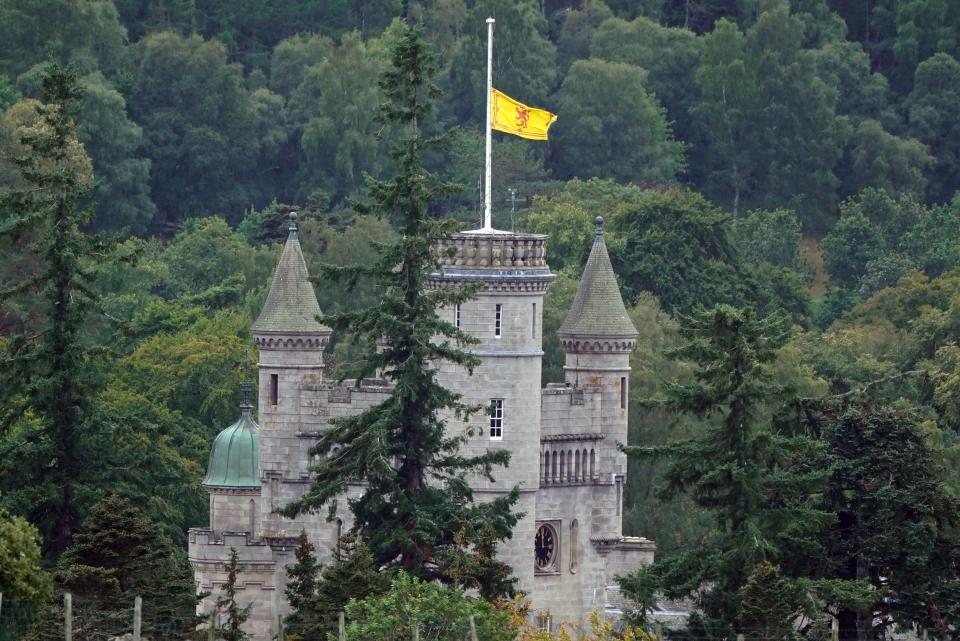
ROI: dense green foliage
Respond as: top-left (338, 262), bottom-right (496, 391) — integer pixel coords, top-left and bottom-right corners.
top-left (285, 532), bottom-right (391, 640)
top-left (2, 1), bottom-right (960, 639)
top-left (341, 571), bottom-right (514, 641)
top-left (0, 0), bottom-right (955, 233)
top-left (23, 496), bottom-right (197, 641)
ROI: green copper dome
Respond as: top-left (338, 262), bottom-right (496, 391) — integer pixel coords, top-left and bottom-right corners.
top-left (202, 407), bottom-right (260, 489)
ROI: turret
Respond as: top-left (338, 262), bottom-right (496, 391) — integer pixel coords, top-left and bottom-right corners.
top-left (251, 212), bottom-right (332, 526)
top-left (557, 217), bottom-right (638, 536)
top-left (203, 382), bottom-right (261, 538)
top-left (430, 229), bottom-right (554, 593)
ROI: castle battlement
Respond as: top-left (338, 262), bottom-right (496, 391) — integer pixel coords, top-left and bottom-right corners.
top-left (192, 219), bottom-right (654, 639)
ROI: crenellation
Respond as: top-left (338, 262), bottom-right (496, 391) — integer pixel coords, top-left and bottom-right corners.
top-left (191, 223), bottom-right (653, 639)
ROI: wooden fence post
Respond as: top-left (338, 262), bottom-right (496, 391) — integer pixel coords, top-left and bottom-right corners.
top-left (64, 593), bottom-right (72, 641)
top-left (468, 615), bottom-right (479, 641)
top-left (338, 611), bottom-right (345, 641)
top-left (133, 596), bottom-right (142, 641)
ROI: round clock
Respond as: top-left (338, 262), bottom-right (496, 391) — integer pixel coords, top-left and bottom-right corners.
top-left (535, 523), bottom-right (557, 570)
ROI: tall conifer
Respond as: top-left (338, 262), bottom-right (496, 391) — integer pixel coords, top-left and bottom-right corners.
top-left (0, 64), bottom-right (103, 553)
top-left (281, 25), bottom-right (519, 588)
top-left (621, 305), bottom-right (831, 636)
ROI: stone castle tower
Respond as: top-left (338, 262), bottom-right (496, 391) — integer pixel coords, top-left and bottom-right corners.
top-left (188, 217), bottom-right (654, 637)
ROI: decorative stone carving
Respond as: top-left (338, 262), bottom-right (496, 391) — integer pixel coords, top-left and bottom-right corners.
top-left (431, 233), bottom-right (549, 269)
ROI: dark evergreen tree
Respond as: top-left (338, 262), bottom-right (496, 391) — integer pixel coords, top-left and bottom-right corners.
top-left (813, 404), bottom-right (960, 640)
top-left (284, 531), bottom-right (323, 640)
top-left (620, 305), bottom-right (832, 638)
top-left (23, 495), bottom-right (198, 641)
top-left (215, 548), bottom-right (251, 641)
top-left (0, 63), bottom-right (105, 553)
top-left (315, 533), bottom-right (390, 636)
top-left (280, 25), bottom-right (519, 589)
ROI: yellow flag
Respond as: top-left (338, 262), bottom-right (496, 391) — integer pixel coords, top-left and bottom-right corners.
top-left (490, 88), bottom-right (557, 141)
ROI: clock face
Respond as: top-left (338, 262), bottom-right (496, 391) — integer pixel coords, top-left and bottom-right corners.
top-left (535, 524), bottom-right (557, 570)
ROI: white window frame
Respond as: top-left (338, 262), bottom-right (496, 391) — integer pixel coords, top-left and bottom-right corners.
top-left (494, 303), bottom-right (503, 338)
top-left (489, 398), bottom-right (503, 440)
top-left (454, 303), bottom-right (461, 329)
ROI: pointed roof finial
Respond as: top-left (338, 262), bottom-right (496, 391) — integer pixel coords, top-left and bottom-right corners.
top-left (288, 211), bottom-right (298, 238)
top-left (594, 216), bottom-right (604, 237)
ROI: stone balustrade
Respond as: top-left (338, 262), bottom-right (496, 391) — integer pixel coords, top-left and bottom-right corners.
top-left (433, 232), bottom-right (549, 269)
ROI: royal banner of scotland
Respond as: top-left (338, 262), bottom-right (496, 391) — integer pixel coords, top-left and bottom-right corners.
top-left (490, 88), bottom-right (557, 141)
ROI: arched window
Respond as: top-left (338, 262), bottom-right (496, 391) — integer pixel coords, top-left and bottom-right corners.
top-left (335, 518), bottom-right (344, 550)
top-left (539, 450), bottom-right (545, 482)
top-left (574, 450), bottom-right (581, 481)
top-left (551, 451), bottom-right (557, 482)
top-left (590, 449), bottom-right (596, 479)
top-left (559, 451), bottom-right (566, 482)
top-left (582, 449), bottom-right (589, 481)
top-left (248, 499), bottom-right (256, 538)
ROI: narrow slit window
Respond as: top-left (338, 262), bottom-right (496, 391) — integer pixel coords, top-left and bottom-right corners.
top-left (494, 304), bottom-right (502, 337)
top-left (532, 303), bottom-right (537, 338)
top-left (455, 304), bottom-right (461, 329)
top-left (620, 376), bottom-right (627, 410)
top-left (270, 373), bottom-right (279, 405)
top-left (489, 398), bottom-right (503, 439)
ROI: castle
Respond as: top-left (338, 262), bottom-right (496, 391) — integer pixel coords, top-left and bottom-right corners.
top-left (188, 217), bottom-right (655, 637)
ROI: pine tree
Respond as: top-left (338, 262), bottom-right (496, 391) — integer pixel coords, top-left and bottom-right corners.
top-left (814, 404), bottom-right (960, 639)
top-left (284, 531), bottom-right (323, 640)
top-left (0, 63), bottom-right (104, 553)
top-left (215, 549), bottom-right (251, 641)
top-left (315, 533), bottom-right (391, 635)
top-left (621, 305), bottom-right (832, 637)
top-left (23, 495), bottom-right (198, 641)
top-left (280, 25), bottom-right (519, 589)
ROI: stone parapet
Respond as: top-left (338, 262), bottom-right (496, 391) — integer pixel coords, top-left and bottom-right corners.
top-left (434, 232), bottom-right (549, 269)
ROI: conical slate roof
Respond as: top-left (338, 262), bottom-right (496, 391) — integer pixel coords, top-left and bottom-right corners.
top-left (203, 407), bottom-right (260, 488)
top-left (558, 217), bottom-right (638, 338)
top-left (252, 216), bottom-right (329, 335)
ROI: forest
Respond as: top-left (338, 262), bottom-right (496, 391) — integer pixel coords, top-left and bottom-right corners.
top-left (1, 0), bottom-right (960, 639)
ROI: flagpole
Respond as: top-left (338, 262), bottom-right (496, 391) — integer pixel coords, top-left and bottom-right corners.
top-left (484, 16), bottom-right (494, 231)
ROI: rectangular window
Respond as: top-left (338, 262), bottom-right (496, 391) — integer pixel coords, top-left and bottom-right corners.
top-left (270, 373), bottom-right (279, 405)
top-left (494, 304), bottom-right (502, 337)
top-left (455, 303), bottom-right (461, 329)
top-left (489, 399), bottom-right (503, 440)
top-left (620, 376), bottom-right (627, 409)
top-left (532, 303), bottom-right (537, 338)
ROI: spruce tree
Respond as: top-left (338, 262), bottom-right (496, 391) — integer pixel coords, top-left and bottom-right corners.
top-left (215, 549), bottom-right (251, 641)
top-left (23, 495), bottom-right (198, 641)
top-left (0, 63), bottom-right (104, 553)
top-left (621, 305), bottom-right (831, 637)
top-left (284, 531), bottom-right (323, 640)
top-left (281, 25), bottom-right (519, 588)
